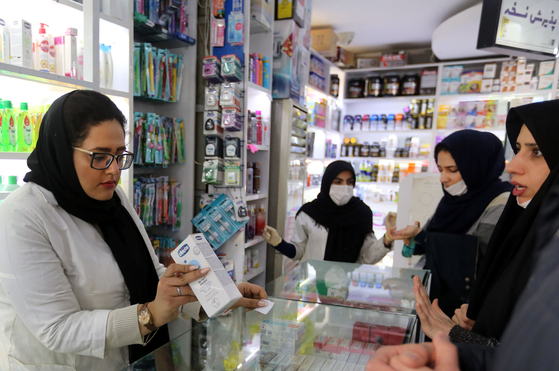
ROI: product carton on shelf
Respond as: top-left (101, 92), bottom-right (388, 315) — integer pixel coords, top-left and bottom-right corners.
top-left (311, 27), bottom-right (337, 57)
top-left (275, 0), bottom-right (305, 27)
top-left (273, 20), bottom-right (309, 103)
top-left (171, 233), bottom-right (242, 318)
top-left (328, 46), bottom-right (354, 67)
top-left (10, 19), bottom-right (33, 68)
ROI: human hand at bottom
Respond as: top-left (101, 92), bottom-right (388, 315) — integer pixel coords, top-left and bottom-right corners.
top-left (413, 276), bottom-right (455, 339)
top-left (366, 332), bottom-right (460, 371)
top-left (452, 304), bottom-right (475, 331)
top-left (229, 282), bottom-right (269, 311)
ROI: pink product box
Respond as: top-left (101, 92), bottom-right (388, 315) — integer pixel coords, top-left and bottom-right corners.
top-left (387, 326), bottom-right (406, 346)
top-left (323, 337), bottom-right (341, 353)
top-left (338, 339), bottom-right (352, 353)
top-left (362, 343), bottom-right (380, 356)
top-left (353, 322), bottom-right (371, 343)
top-left (350, 341), bottom-right (364, 354)
top-left (370, 325), bottom-right (390, 345)
top-left (314, 335), bottom-right (329, 350)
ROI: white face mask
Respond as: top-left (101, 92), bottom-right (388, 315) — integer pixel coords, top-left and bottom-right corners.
top-left (444, 179), bottom-right (468, 196)
top-left (329, 184), bottom-right (354, 206)
top-left (517, 197), bottom-right (531, 209)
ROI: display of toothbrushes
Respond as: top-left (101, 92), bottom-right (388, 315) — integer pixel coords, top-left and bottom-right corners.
top-left (134, 43), bottom-right (184, 101)
top-left (134, 176), bottom-right (181, 231)
top-left (135, 112), bottom-right (184, 168)
top-left (191, 194), bottom-right (248, 249)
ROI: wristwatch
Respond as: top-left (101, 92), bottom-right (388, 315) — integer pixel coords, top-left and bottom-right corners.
top-left (138, 303), bottom-right (157, 332)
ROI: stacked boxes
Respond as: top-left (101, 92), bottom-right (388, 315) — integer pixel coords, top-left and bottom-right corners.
top-left (260, 319), bottom-right (306, 357)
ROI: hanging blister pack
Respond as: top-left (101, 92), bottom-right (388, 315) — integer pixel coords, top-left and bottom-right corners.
top-left (191, 194), bottom-right (249, 249)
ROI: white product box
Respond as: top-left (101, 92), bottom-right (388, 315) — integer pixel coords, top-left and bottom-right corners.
top-left (342, 363), bottom-right (356, 371)
top-left (64, 30), bottom-right (77, 78)
top-left (322, 359), bottom-right (337, 370)
top-left (0, 19), bottom-right (9, 63)
top-left (10, 19), bottom-right (33, 68)
top-left (538, 75), bottom-right (554, 90)
top-left (538, 61), bottom-right (555, 76)
top-left (483, 63), bottom-right (497, 79)
top-left (310, 358), bottom-right (326, 370)
top-left (480, 79), bottom-right (493, 93)
top-left (357, 354), bottom-right (371, 365)
top-left (347, 352), bottom-right (360, 364)
top-left (171, 233), bottom-right (242, 317)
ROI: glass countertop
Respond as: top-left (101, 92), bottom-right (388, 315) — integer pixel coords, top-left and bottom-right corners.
top-left (265, 260), bottom-right (430, 315)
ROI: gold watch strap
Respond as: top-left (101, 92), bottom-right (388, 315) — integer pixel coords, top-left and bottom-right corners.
top-left (138, 303), bottom-right (158, 332)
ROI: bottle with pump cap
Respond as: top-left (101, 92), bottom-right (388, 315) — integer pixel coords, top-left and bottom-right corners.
top-left (247, 205), bottom-right (256, 240)
top-left (48, 34), bottom-right (56, 74)
top-left (36, 23), bottom-right (50, 73)
top-left (17, 102), bottom-right (32, 152)
top-left (255, 204), bottom-right (266, 236)
top-left (262, 57), bottom-right (270, 89)
top-left (3, 101), bottom-right (16, 152)
top-left (4, 176), bottom-right (20, 192)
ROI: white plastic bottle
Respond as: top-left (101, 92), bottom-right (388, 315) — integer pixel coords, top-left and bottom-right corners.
top-left (3, 176), bottom-right (19, 192)
top-left (48, 34), bottom-right (55, 73)
top-left (36, 23), bottom-right (50, 73)
top-left (246, 249), bottom-right (251, 272)
top-left (99, 44), bottom-right (106, 88)
top-left (251, 248), bottom-right (259, 268)
top-left (105, 44), bottom-right (113, 89)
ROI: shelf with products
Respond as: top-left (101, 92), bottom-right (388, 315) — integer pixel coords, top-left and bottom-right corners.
top-left (198, 0), bottom-right (275, 287)
top-left (0, 0), bottom-right (135, 196)
top-left (344, 95), bottom-right (437, 104)
top-left (245, 236), bottom-right (264, 248)
top-left (244, 265), bottom-right (265, 281)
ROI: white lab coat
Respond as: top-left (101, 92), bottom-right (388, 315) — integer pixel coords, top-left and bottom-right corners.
top-left (290, 211), bottom-right (391, 264)
top-left (0, 183), bottom-right (201, 371)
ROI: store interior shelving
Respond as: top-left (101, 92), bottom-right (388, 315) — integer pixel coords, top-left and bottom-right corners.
top-left (0, 0), bottom-right (134, 197)
top-left (132, 0), bottom-right (197, 240)
top-left (204, 0), bottom-right (275, 288)
top-left (338, 56), bottom-right (559, 224)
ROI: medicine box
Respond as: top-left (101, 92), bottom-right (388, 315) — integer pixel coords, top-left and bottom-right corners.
top-left (10, 19), bottom-right (33, 68)
top-left (170, 233), bottom-right (242, 317)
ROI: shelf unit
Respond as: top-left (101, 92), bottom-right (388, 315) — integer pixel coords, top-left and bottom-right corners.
top-left (203, 0), bottom-right (274, 288)
top-left (339, 56), bottom-right (559, 219)
top-left (0, 0), bottom-right (134, 198)
top-left (132, 0), bottom-right (197, 240)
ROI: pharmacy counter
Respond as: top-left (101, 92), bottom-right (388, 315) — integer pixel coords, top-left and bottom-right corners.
top-left (122, 261), bottom-right (430, 370)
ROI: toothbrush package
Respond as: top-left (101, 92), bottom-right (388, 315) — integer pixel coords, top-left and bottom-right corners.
top-left (191, 194), bottom-right (248, 249)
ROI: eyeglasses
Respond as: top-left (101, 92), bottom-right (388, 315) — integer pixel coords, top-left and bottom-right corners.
top-left (73, 147), bottom-right (135, 170)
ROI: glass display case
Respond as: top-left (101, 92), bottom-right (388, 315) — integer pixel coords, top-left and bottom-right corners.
top-left (122, 261), bottom-right (429, 371)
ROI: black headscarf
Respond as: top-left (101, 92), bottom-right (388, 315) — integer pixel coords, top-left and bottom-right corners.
top-left (467, 100), bottom-right (559, 340)
top-left (297, 160), bottom-right (373, 263)
top-left (426, 130), bottom-right (512, 234)
top-left (23, 91), bottom-right (168, 363)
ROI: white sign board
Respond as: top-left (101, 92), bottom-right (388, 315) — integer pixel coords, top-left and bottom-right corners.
top-left (393, 174), bottom-right (444, 268)
top-left (496, 0), bottom-right (559, 55)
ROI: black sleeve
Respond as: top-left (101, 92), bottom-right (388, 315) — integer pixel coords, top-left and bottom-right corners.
top-left (449, 325), bottom-right (499, 347)
top-left (273, 239), bottom-right (296, 259)
top-left (413, 230), bottom-right (428, 255)
top-left (456, 343), bottom-right (497, 371)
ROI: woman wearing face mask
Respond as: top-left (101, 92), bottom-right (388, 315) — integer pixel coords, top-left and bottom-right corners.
top-left (262, 160), bottom-right (399, 265)
top-left (408, 100), bottom-right (557, 348)
top-left (0, 91), bottom-right (268, 371)
top-left (391, 130), bottom-right (512, 317)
